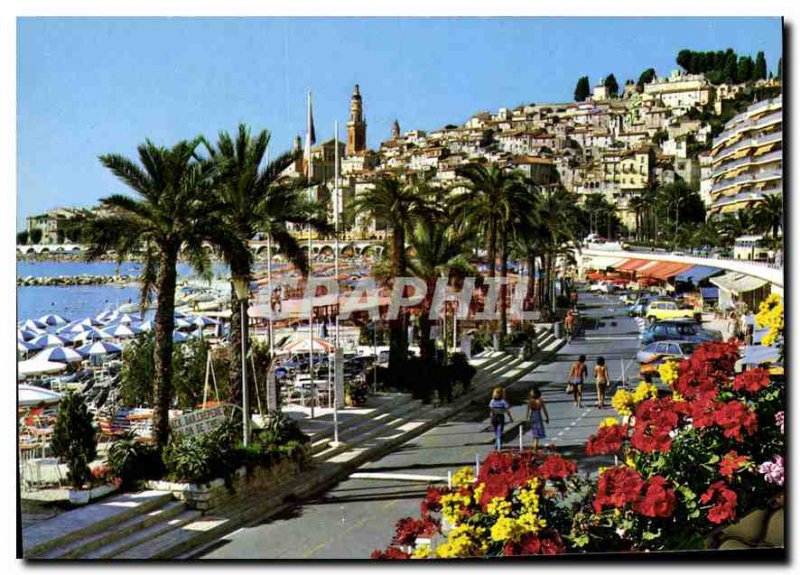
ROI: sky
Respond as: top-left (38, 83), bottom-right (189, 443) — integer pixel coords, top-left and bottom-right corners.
top-left (16, 16), bottom-right (782, 229)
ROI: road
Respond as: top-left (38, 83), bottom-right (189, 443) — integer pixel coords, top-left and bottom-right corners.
top-left (201, 293), bottom-right (641, 559)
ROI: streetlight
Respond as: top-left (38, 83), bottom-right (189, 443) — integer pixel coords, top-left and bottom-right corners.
top-left (232, 277), bottom-right (251, 447)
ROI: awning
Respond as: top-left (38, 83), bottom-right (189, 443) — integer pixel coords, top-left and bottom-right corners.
top-left (674, 265), bottom-right (723, 284)
top-left (700, 287), bottom-right (719, 300)
top-left (615, 259), bottom-right (652, 272)
top-left (709, 272), bottom-right (769, 295)
top-left (582, 256), bottom-right (626, 270)
top-left (637, 262), bottom-right (694, 281)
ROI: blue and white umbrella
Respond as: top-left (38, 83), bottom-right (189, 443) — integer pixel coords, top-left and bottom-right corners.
top-left (77, 316), bottom-right (105, 327)
top-left (138, 320), bottom-right (153, 332)
top-left (95, 310), bottom-right (116, 323)
top-left (77, 340), bottom-right (123, 357)
top-left (174, 309), bottom-right (189, 319)
top-left (72, 328), bottom-right (112, 343)
top-left (116, 313), bottom-right (142, 325)
top-left (21, 318), bottom-right (47, 331)
top-left (60, 321), bottom-right (96, 334)
top-left (104, 323), bottom-right (143, 338)
top-left (30, 333), bottom-right (73, 348)
top-left (37, 313), bottom-right (70, 327)
top-left (18, 340), bottom-right (41, 354)
top-left (172, 330), bottom-right (189, 343)
top-left (194, 316), bottom-right (220, 327)
top-left (33, 346), bottom-right (84, 364)
top-left (174, 317), bottom-right (194, 329)
top-left (17, 329), bottom-right (39, 342)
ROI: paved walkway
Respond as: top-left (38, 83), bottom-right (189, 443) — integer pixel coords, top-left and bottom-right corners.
top-left (201, 293), bottom-right (638, 559)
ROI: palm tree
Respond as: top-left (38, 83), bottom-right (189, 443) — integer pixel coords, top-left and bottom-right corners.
top-left (407, 216), bottom-right (473, 364)
top-left (452, 163), bottom-right (530, 344)
top-left (537, 187), bottom-right (581, 315)
top-left (352, 174), bottom-right (427, 381)
top-left (718, 210), bottom-right (755, 245)
top-left (85, 138), bottom-right (217, 447)
top-left (203, 124), bottom-right (330, 406)
top-left (753, 194), bottom-right (783, 240)
top-left (628, 195), bottom-right (645, 242)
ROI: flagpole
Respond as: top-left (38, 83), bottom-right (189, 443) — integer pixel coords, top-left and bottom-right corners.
top-left (307, 90), bottom-right (315, 419)
top-left (333, 120), bottom-right (341, 445)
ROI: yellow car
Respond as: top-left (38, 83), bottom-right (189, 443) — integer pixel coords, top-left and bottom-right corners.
top-left (645, 301), bottom-right (699, 322)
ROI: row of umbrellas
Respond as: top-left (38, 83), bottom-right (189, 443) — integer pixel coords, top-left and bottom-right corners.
top-left (18, 314), bottom-right (220, 343)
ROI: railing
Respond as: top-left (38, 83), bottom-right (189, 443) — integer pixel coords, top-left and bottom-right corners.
top-left (713, 110), bottom-right (783, 149)
top-left (710, 168), bottom-right (782, 195)
top-left (711, 149), bottom-right (782, 179)
top-left (714, 131), bottom-right (782, 163)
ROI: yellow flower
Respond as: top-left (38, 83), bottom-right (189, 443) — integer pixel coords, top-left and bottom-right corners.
top-left (633, 381), bottom-right (658, 403)
top-left (624, 453), bottom-right (636, 468)
top-left (516, 511), bottom-right (546, 533)
top-left (517, 479), bottom-right (541, 514)
top-left (436, 524), bottom-right (486, 558)
top-left (411, 544), bottom-right (431, 559)
top-left (658, 361), bottom-right (680, 387)
top-left (487, 497), bottom-right (512, 517)
top-left (672, 391), bottom-right (685, 402)
top-left (756, 294), bottom-right (783, 348)
top-left (490, 516), bottom-right (521, 542)
top-left (440, 492), bottom-right (472, 525)
top-left (472, 483), bottom-right (485, 505)
top-left (451, 466), bottom-right (474, 488)
top-left (599, 417), bottom-right (620, 429)
top-left (611, 389), bottom-right (634, 416)
top-left (613, 508), bottom-right (621, 517)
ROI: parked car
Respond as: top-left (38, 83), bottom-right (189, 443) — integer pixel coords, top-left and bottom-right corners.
top-left (640, 320), bottom-right (723, 346)
top-left (628, 295), bottom-right (673, 317)
top-left (637, 340), bottom-right (698, 365)
top-left (670, 250), bottom-right (687, 257)
top-left (645, 300), bottom-right (701, 323)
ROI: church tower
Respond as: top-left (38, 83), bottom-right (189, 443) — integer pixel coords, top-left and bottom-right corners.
top-left (347, 84), bottom-right (367, 156)
top-left (391, 119), bottom-right (400, 140)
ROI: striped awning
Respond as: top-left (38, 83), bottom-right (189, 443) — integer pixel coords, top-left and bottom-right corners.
top-left (637, 261), bottom-right (694, 281)
top-left (614, 258), bottom-right (652, 272)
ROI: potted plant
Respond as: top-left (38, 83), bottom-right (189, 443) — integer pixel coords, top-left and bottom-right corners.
top-left (50, 392), bottom-right (98, 505)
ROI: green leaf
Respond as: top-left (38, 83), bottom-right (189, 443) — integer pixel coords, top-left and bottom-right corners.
top-left (642, 530), bottom-right (662, 541)
top-left (707, 454), bottom-right (720, 464)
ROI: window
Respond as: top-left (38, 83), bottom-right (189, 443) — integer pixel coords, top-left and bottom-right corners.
top-left (668, 343), bottom-right (681, 355)
top-left (655, 343), bottom-right (670, 354)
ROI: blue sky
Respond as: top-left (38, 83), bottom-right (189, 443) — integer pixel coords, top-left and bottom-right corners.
top-left (17, 17), bottom-right (782, 229)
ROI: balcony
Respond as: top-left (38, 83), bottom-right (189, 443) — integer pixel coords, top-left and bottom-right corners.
top-left (712, 110), bottom-right (783, 149)
top-left (714, 131), bottom-right (782, 164)
top-left (711, 149), bottom-right (782, 179)
top-left (711, 168), bottom-right (782, 195)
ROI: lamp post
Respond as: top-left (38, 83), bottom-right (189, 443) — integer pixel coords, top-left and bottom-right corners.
top-left (233, 278), bottom-right (251, 446)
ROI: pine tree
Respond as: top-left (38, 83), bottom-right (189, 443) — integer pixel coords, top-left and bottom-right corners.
top-left (776, 57), bottom-right (782, 79)
top-left (723, 51), bottom-right (738, 84)
top-left (574, 76), bottom-right (591, 102)
top-left (51, 392), bottom-right (97, 489)
top-left (754, 51), bottom-right (768, 80)
top-left (636, 68), bottom-right (657, 93)
top-left (737, 56), bottom-right (754, 83)
top-left (604, 74), bottom-right (619, 98)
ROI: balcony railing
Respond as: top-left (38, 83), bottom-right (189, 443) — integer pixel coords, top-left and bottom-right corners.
top-left (712, 110), bottom-right (783, 149)
top-left (710, 188), bottom-right (781, 209)
top-left (714, 131), bottom-right (782, 163)
top-left (710, 168), bottom-right (782, 195)
top-left (711, 149), bottom-right (782, 179)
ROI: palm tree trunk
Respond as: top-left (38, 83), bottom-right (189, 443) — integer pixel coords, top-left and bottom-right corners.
top-left (526, 256), bottom-right (536, 311)
top-left (228, 261), bottom-right (251, 409)
top-left (388, 225), bottom-right (407, 385)
top-left (499, 228), bottom-right (508, 344)
top-left (487, 219), bottom-right (496, 279)
top-left (152, 244), bottom-right (179, 447)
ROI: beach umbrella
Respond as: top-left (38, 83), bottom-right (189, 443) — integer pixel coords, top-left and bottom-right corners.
top-left (104, 323), bottom-right (143, 338)
top-left (77, 340), bottom-right (123, 357)
top-left (30, 333), bottom-right (73, 348)
top-left (21, 319), bottom-right (47, 331)
top-left (138, 320), bottom-right (153, 332)
top-left (72, 328), bottom-right (112, 343)
top-left (18, 385), bottom-right (63, 406)
top-left (60, 321), bottom-right (96, 334)
top-left (95, 310), bottom-right (116, 323)
top-left (37, 313), bottom-right (70, 327)
top-left (193, 316), bottom-right (220, 327)
top-left (77, 316), bottom-right (105, 327)
top-left (116, 313), bottom-right (142, 324)
top-left (32, 346), bottom-right (84, 364)
top-left (17, 329), bottom-right (39, 342)
top-left (174, 309), bottom-right (189, 319)
top-left (174, 317), bottom-right (194, 329)
top-left (18, 340), bottom-right (41, 354)
top-left (172, 331), bottom-right (189, 343)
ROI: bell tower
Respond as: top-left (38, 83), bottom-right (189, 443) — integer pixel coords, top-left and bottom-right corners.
top-left (347, 84), bottom-right (367, 156)
top-left (391, 119), bottom-right (400, 140)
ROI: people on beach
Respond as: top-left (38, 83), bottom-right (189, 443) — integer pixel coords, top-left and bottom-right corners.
top-left (489, 387), bottom-right (513, 451)
top-left (594, 356), bottom-right (610, 409)
top-left (525, 387), bottom-right (549, 451)
top-left (568, 354), bottom-right (588, 408)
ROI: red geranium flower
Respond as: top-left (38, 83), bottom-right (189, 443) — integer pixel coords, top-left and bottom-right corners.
top-left (714, 400), bottom-right (758, 441)
top-left (420, 486), bottom-right (443, 515)
top-left (731, 368), bottom-right (771, 393)
top-left (371, 546), bottom-right (411, 560)
top-left (585, 423), bottom-right (630, 455)
top-left (536, 455), bottom-right (578, 480)
top-left (700, 480), bottom-right (738, 524)
top-left (719, 451), bottom-right (749, 480)
top-left (593, 466), bottom-right (644, 513)
top-left (539, 531), bottom-right (565, 555)
top-left (633, 476), bottom-right (676, 518)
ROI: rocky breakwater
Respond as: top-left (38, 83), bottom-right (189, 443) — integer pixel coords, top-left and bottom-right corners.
top-left (17, 274), bottom-right (137, 287)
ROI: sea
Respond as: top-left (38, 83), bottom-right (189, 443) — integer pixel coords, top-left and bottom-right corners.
top-left (16, 261), bottom-right (230, 323)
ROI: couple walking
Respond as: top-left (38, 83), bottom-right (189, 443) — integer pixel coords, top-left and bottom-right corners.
top-left (567, 354), bottom-right (610, 408)
top-left (489, 387), bottom-right (549, 452)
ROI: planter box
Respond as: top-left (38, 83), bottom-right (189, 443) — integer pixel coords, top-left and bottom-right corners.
top-left (146, 453), bottom-right (308, 512)
top-left (68, 483), bottom-right (120, 506)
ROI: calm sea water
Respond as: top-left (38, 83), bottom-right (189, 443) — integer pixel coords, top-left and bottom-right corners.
top-left (16, 261), bottom-right (230, 323)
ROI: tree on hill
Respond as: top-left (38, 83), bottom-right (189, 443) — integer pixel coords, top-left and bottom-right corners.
top-left (776, 57), bottom-right (782, 80)
top-left (723, 50), bottom-right (738, 84)
top-left (737, 56), bottom-right (754, 83)
top-left (636, 68), bottom-right (656, 93)
top-left (574, 76), bottom-right (591, 102)
top-left (604, 74), bottom-right (619, 98)
top-left (16, 230), bottom-right (29, 245)
top-left (754, 51), bottom-right (768, 80)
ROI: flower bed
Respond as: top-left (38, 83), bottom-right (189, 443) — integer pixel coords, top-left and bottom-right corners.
top-left (373, 340), bottom-right (785, 557)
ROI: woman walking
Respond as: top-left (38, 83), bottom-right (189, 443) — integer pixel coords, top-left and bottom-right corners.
top-left (525, 387), bottom-right (549, 451)
top-left (594, 356), bottom-right (610, 409)
top-left (489, 387), bottom-right (513, 451)
top-left (568, 354), bottom-right (588, 408)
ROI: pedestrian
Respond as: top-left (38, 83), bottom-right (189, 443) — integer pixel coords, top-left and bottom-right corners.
top-left (489, 387), bottom-right (513, 451)
top-left (525, 387), bottom-right (549, 452)
top-left (568, 354), bottom-right (588, 408)
top-left (744, 309), bottom-right (755, 345)
top-left (564, 310), bottom-right (576, 343)
top-left (594, 356), bottom-right (610, 409)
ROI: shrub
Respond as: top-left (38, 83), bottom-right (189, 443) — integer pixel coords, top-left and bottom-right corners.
top-left (257, 410), bottom-right (309, 446)
top-left (448, 352), bottom-right (477, 391)
top-left (51, 392), bottom-right (97, 489)
top-left (162, 421), bottom-right (242, 485)
top-left (107, 433), bottom-right (165, 487)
